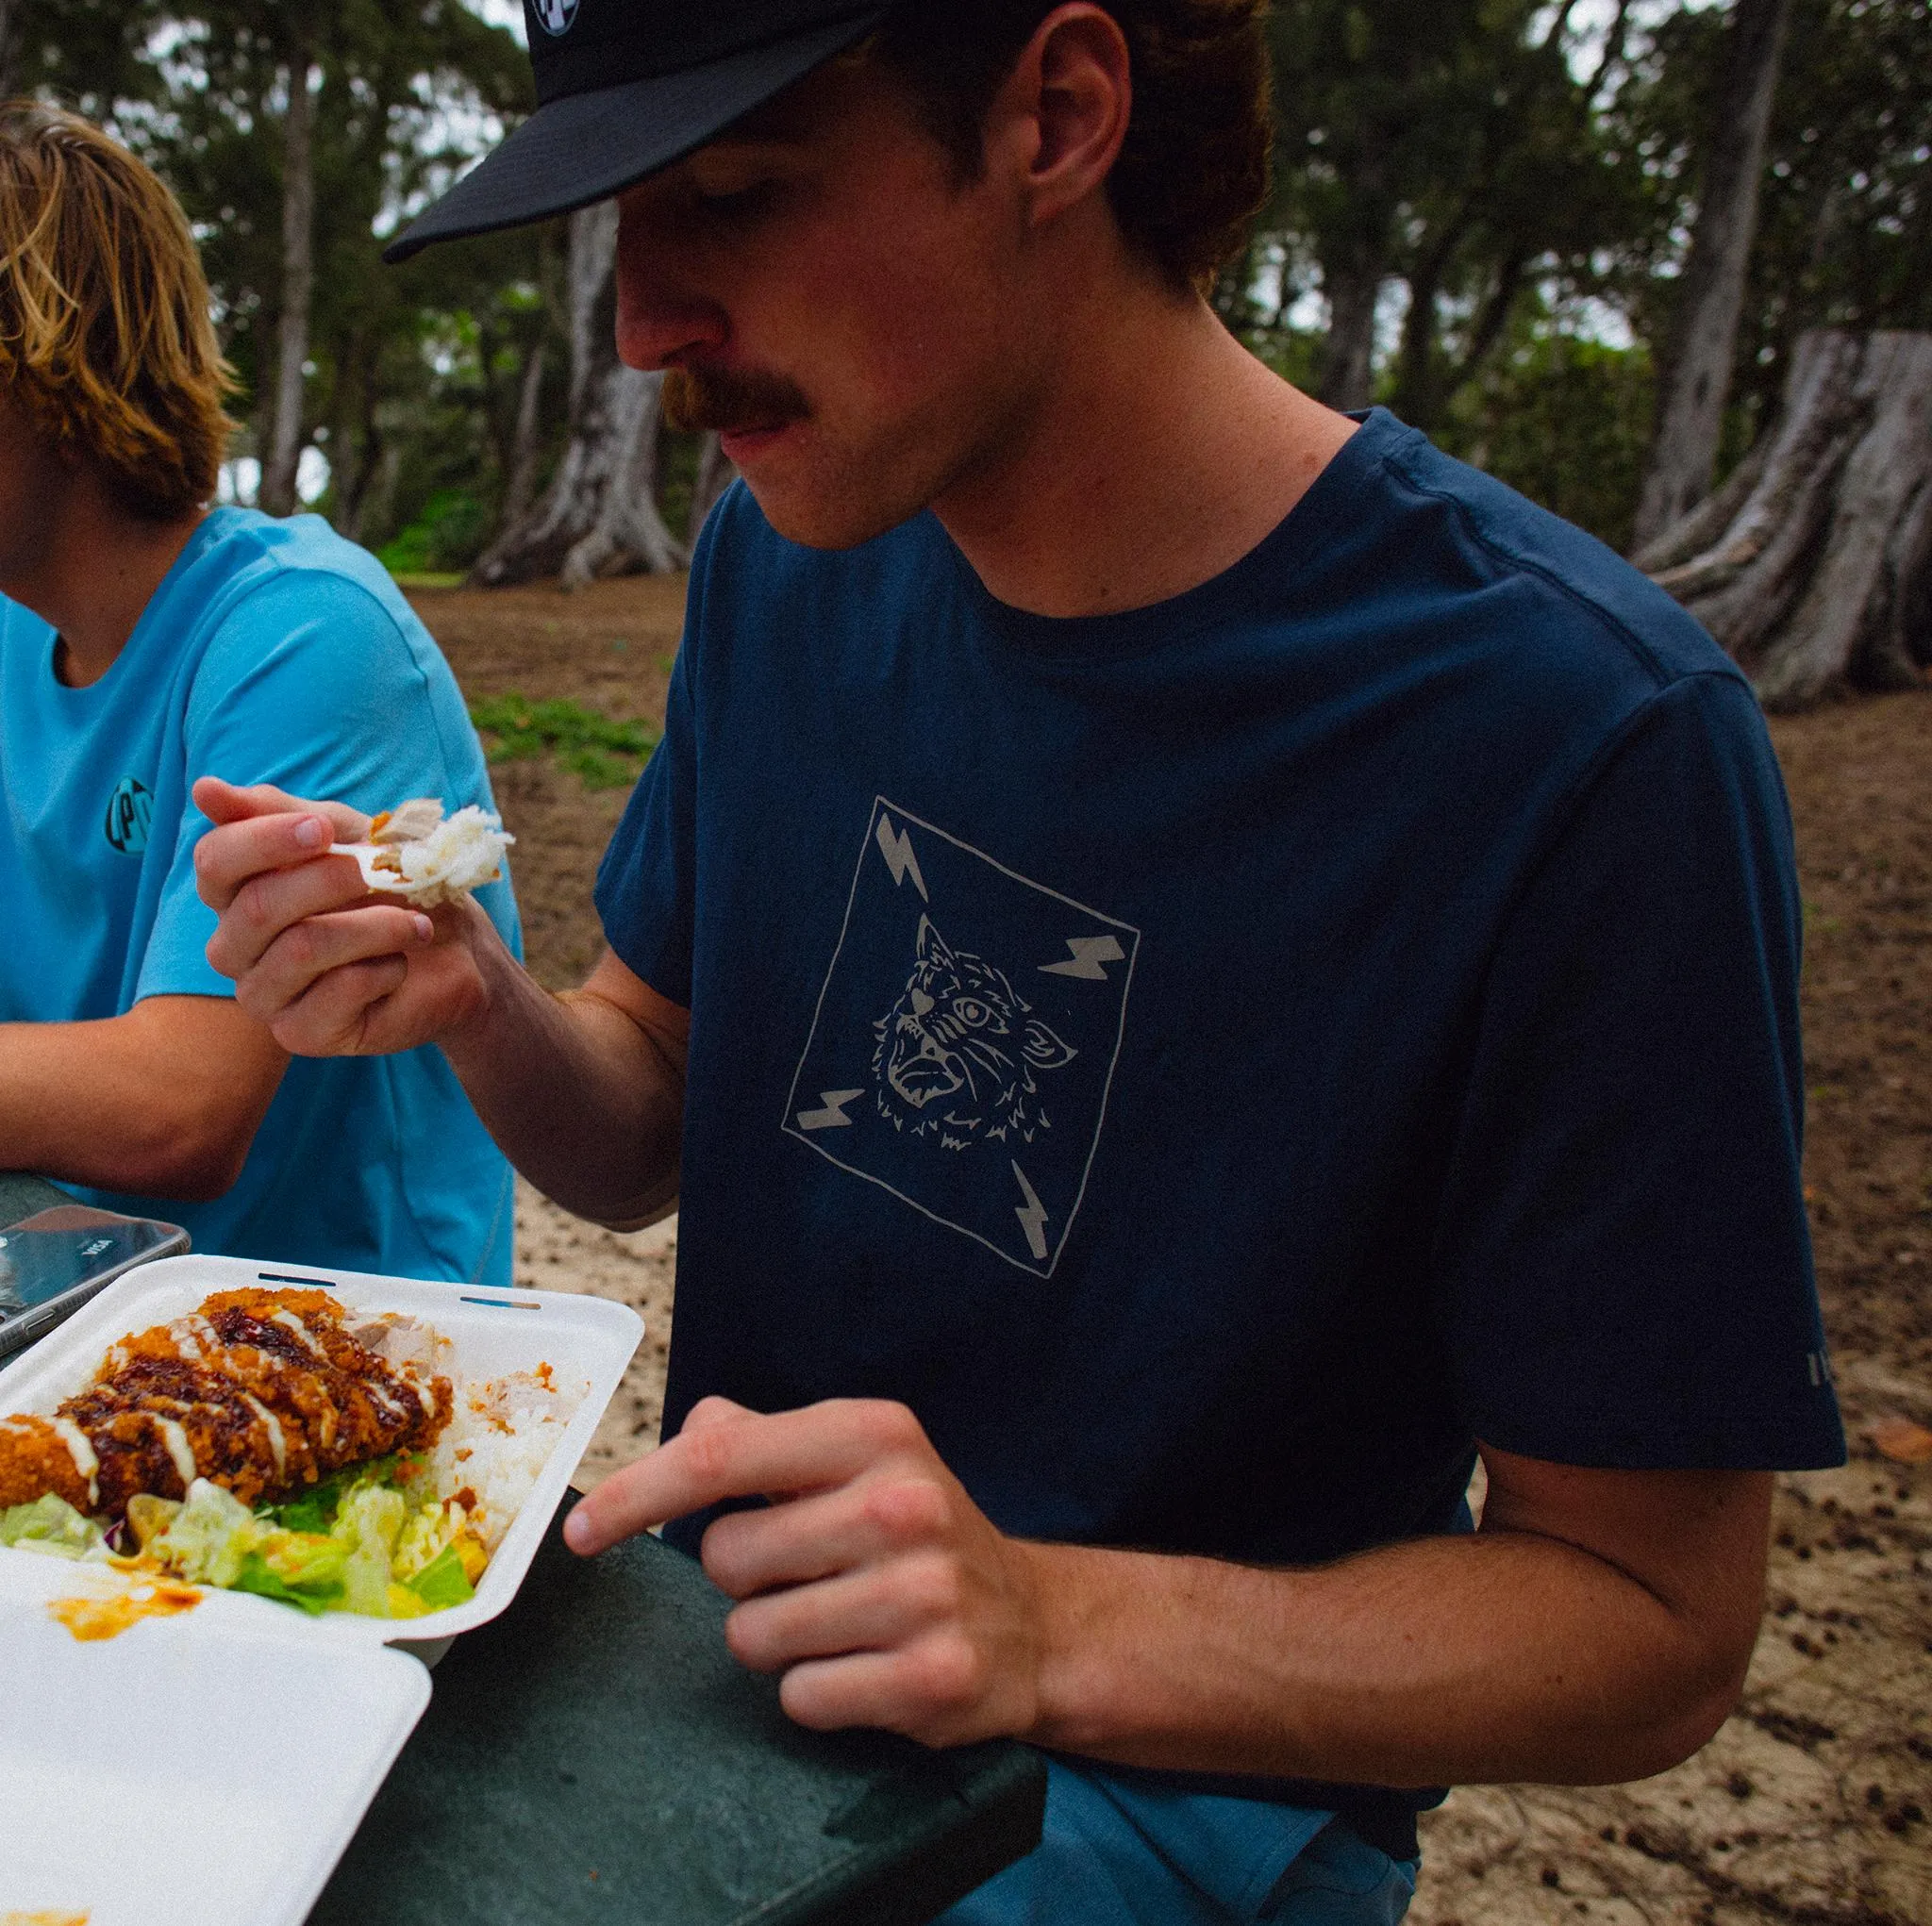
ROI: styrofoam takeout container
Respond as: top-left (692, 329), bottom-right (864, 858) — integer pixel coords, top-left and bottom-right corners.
top-left (0, 1253), bottom-right (644, 1640)
top-left (0, 1254), bottom-right (643, 1924)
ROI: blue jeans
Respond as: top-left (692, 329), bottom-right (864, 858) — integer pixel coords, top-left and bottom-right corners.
top-left (939, 1759), bottom-right (1419, 1925)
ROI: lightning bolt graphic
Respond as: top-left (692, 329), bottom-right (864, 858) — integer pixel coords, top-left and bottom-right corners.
top-left (796, 1089), bottom-right (865, 1131)
top-left (1011, 1161), bottom-right (1050, 1262)
top-left (874, 815), bottom-right (929, 901)
top-left (1041, 935), bottom-right (1127, 981)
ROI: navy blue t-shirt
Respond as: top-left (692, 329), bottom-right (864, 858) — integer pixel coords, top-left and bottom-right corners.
top-left (598, 409), bottom-right (1845, 1569)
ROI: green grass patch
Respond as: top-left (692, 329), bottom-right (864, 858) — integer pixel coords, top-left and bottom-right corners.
top-left (470, 692), bottom-right (660, 790)
top-left (391, 571), bottom-right (466, 590)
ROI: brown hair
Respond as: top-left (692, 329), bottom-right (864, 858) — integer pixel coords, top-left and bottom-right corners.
top-left (867, 0), bottom-right (1273, 293)
top-left (0, 102), bottom-right (235, 520)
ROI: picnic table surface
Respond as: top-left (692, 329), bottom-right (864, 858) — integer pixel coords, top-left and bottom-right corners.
top-left (310, 1500), bottom-right (1046, 1926)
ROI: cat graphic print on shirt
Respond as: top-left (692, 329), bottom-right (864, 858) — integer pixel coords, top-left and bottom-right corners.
top-left (785, 798), bottom-right (1139, 1275)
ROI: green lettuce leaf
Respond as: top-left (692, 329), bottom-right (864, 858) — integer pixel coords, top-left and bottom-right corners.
top-left (147, 1479), bottom-right (257, 1587)
top-left (406, 1540), bottom-right (476, 1611)
top-left (232, 1552), bottom-right (337, 1617)
top-left (0, 1493), bottom-right (107, 1558)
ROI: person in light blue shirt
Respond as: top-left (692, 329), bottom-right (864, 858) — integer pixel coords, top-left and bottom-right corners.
top-left (0, 103), bottom-right (518, 1287)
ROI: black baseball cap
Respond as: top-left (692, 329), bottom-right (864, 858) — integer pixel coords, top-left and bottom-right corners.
top-left (383, 0), bottom-right (891, 263)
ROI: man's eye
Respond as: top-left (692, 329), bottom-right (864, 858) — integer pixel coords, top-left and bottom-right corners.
top-left (691, 180), bottom-right (778, 218)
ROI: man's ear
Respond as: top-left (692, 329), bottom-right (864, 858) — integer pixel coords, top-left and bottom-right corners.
top-left (986, 3), bottom-right (1131, 231)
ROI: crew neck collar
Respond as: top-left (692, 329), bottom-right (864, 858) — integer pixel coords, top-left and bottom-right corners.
top-left (42, 507), bottom-right (233, 696)
top-left (949, 409), bottom-right (1415, 661)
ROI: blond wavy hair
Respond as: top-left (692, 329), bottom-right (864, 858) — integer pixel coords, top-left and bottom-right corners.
top-left (0, 102), bottom-right (235, 520)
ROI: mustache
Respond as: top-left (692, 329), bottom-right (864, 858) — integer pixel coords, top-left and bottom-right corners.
top-left (661, 364), bottom-right (810, 436)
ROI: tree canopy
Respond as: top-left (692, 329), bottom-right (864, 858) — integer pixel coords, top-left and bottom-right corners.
top-left (6, 0), bottom-right (1928, 573)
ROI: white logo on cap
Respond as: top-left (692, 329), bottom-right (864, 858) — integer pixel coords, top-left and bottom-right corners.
top-left (534, 0), bottom-right (579, 35)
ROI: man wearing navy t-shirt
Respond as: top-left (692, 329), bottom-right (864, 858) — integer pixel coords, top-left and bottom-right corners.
top-left (196, 4), bottom-right (1845, 1918)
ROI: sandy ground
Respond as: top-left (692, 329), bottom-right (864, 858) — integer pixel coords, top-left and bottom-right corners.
top-left (419, 577), bottom-right (1932, 1925)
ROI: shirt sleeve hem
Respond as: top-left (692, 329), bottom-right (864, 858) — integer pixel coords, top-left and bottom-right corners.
top-left (1465, 1409), bottom-right (1848, 1473)
top-left (595, 906), bottom-right (693, 1009)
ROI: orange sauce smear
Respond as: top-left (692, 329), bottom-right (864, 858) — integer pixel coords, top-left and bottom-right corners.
top-left (48, 1582), bottom-right (201, 1642)
top-left (2, 1912), bottom-right (91, 1924)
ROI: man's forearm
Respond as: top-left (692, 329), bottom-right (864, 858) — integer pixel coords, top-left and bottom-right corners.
top-left (437, 938), bottom-right (684, 1228)
top-left (1020, 1488), bottom-right (1767, 1788)
top-left (0, 1001), bottom-right (286, 1199)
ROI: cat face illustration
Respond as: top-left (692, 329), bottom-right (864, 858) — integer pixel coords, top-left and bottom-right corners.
top-left (872, 917), bottom-right (1075, 1148)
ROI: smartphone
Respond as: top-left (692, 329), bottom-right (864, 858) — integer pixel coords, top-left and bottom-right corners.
top-left (0, 1205), bottom-right (189, 1362)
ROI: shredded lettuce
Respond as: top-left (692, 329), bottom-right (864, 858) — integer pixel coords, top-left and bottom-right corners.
top-left (333, 1481), bottom-right (409, 1617)
top-left (233, 1551), bottom-right (335, 1616)
top-left (149, 1479), bottom-right (256, 1586)
top-left (269, 1453), bottom-right (413, 1536)
top-left (4, 1454), bottom-right (483, 1621)
top-left (406, 1540), bottom-right (475, 1611)
top-left (0, 1493), bottom-right (108, 1560)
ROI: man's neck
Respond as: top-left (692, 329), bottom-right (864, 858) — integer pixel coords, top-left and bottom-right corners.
top-left (931, 272), bottom-right (1357, 622)
top-left (8, 486), bottom-right (206, 689)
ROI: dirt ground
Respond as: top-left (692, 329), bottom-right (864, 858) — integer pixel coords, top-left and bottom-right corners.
top-left (414, 577), bottom-right (1931, 1926)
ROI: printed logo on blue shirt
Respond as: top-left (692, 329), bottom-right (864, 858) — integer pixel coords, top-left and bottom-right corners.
top-left (785, 798), bottom-right (1140, 1276)
top-left (103, 776), bottom-right (154, 856)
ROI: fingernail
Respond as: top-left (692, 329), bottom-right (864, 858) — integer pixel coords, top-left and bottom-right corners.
top-left (295, 817), bottom-right (327, 849)
top-left (412, 913), bottom-right (435, 941)
top-left (564, 1510), bottom-right (594, 1552)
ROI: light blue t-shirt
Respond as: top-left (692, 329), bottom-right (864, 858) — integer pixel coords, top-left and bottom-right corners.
top-left (0, 506), bottom-right (520, 1286)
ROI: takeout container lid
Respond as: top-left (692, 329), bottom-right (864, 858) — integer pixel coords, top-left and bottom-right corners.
top-left (0, 1547), bottom-right (430, 1926)
top-left (0, 1254), bottom-right (643, 1926)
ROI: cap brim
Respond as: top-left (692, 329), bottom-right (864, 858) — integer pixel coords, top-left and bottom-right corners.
top-left (383, 10), bottom-right (889, 264)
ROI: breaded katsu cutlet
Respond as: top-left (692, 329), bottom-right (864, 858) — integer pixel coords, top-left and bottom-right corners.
top-left (0, 1287), bottom-right (453, 1517)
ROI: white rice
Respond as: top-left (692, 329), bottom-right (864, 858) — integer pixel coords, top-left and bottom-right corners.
top-left (425, 1367), bottom-right (587, 1552)
top-left (333, 802), bottom-right (514, 907)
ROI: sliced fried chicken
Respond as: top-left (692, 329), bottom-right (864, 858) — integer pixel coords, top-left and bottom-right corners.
top-left (0, 1287), bottom-right (452, 1517)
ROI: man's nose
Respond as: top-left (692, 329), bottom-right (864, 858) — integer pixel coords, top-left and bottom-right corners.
top-left (612, 197), bottom-right (727, 372)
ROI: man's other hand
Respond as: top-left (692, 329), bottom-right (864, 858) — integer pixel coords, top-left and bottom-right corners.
top-left (192, 775), bottom-right (499, 1058)
top-left (565, 1398), bottom-right (1046, 1750)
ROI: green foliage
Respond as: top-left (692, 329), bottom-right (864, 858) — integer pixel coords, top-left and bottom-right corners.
top-left (376, 488), bottom-right (493, 575)
top-left (1589, 0), bottom-right (1932, 475)
top-left (468, 693), bottom-right (660, 790)
top-left (1252, 0), bottom-right (1644, 428)
top-left (22, 0), bottom-right (1928, 571)
top-left (1435, 315), bottom-right (1656, 553)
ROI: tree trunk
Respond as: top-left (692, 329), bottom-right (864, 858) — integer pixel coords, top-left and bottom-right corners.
top-left (0, 0), bottom-right (23, 98)
top-left (1630, 0), bottom-right (1793, 551)
top-left (259, 55), bottom-right (316, 519)
top-left (1317, 254), bottom-right (1383, 413)
top-left (498, 341), bottom-right (549, 532)
top-left (334, 336), bottom-right (383, 541)
top-left (469, 202), bottom-right (683, 587)
top-left (1640, 329), bottom-right (1932, 708)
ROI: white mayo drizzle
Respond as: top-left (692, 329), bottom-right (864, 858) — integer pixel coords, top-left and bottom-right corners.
top-left (154, 1417), bottom-right (197, 1490)
top-left (242, 1395), bottom-right (288, 1476)
top-left (270, 1310), bottom-right (329, 1360)
top-left (178, 1316), bottom-right (220, 1362)
top-left (51, 1418), bottom-right (100, 1507)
